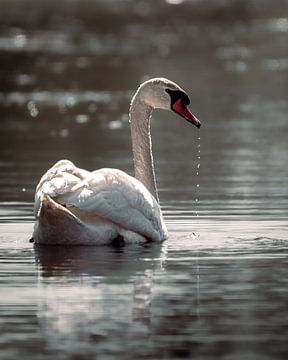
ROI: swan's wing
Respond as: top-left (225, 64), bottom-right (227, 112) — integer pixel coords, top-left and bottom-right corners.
top-left (34, 160), bottom-right (90, 216)
top-left (35, 162), bottom-right (167, 241)
top-left (56, 168), bottom-right (166, 241)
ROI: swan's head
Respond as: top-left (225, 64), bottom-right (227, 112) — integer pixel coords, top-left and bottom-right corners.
top-left (134, 77), bottom-right (201, 128)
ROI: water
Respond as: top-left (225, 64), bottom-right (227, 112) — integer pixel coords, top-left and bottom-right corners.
top-left (0, 0), bottom-right (288, 359)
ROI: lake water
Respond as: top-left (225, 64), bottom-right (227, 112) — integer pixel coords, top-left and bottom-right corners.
top-left (0, 0), bottom-right (288, 359)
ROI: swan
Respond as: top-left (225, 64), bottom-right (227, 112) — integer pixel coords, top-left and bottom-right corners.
top-left (32, 77), bottom-right (200, 245)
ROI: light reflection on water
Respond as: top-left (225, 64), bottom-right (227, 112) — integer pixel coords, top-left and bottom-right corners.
top-left (0, 0), bottom-right (288, 359)
top-left (0, 219), bottom-right (287, 359)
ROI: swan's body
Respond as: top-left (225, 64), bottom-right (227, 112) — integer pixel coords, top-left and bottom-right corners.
top-left (33, 78), bottom-right (200, 245)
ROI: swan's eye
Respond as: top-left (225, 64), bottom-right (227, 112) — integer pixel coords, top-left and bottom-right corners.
top-left (165, 88), bottom-right (190, 109)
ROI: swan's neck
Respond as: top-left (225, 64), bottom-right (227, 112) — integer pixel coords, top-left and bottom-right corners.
top-left (129, 96), bottom-right (159, 202)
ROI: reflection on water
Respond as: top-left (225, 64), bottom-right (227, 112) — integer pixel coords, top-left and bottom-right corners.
top-left (34, 244), bottom-right (163, 357)
top-left (1, 221), bottom-right (287, 359)
top-left (0, 0), bottom-right (288, 359)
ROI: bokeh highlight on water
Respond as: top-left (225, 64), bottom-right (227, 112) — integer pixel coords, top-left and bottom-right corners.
top-left (0, 1), bottom-right (288, 359)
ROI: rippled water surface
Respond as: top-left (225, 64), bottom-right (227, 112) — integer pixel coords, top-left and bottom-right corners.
top-left (0, 0), bottom-right (288, 359)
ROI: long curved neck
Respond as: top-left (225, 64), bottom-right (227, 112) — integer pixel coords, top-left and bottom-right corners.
top-left (129, 95), bottom-right (159, 202)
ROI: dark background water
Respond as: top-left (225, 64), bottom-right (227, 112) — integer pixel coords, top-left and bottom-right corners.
top-left (0, 0), bottom-right (288, 359)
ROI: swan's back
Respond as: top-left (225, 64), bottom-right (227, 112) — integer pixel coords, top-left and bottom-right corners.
top-left (33, 160), bottom-right (167, 245)
top-left (34, 160), bottom-right (90, 216)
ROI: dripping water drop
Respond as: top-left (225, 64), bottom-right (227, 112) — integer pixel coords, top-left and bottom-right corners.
top-left (194, 136), bottom-right (201, 217)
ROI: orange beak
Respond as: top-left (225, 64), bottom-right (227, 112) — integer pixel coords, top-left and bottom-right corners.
top-left (172, 99), bottom-right (201, 128)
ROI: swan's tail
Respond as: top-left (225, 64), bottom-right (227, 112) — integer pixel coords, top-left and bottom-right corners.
top-left (33, 193), bottom-right (84, 245)
top-left (32, 193), bottom-right (120, 245)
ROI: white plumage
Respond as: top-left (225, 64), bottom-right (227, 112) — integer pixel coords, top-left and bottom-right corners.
top-left (33, 78), bottom-right (200, 245)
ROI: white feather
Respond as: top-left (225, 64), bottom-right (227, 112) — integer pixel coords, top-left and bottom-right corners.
top-left (33, 161), bottom-right (167, 245)
top-left (33, 78), bottom-right (197, 245)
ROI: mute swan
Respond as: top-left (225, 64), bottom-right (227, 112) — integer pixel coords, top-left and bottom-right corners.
top-left (32, 78), bottom-right (200, 245)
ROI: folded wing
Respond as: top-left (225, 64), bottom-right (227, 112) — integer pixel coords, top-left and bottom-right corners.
top-left (35, 160), bottom-right (167, 241)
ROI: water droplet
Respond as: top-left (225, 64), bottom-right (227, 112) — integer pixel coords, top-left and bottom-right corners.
top-left (194, 136), bottom-right (201, 217)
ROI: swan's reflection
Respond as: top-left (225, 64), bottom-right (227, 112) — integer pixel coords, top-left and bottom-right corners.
top-left (34, 243), bottom-right (166, 355)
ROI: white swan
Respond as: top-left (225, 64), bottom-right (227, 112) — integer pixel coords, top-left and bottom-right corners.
top-left (32, 78), bottom-right (200, 245)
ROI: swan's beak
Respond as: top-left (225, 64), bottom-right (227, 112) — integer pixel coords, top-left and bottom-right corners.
top-left (172, 99), bottom-right (201, 128)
